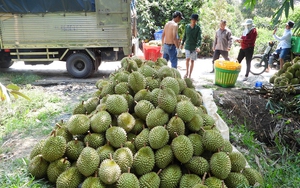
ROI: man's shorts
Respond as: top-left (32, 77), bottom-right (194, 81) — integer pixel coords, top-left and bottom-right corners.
top-left (276, 48), bottom-right (290, 59)
top-left (185, 50), bottom-right (197, 61)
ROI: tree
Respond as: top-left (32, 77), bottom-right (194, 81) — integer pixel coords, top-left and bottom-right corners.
top-left (136, 0), bottom-right (205, 40)
top-left (243, 0), bottom-right (300, 34)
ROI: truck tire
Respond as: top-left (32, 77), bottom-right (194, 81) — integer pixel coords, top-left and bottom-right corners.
top-left (0, 56), bottom-right (13, 68)
top-left (66, 53), bottom-right (94, 78)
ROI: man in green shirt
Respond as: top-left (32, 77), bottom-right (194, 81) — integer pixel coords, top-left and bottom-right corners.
top-left (180, 14), bottom-right (202, 78)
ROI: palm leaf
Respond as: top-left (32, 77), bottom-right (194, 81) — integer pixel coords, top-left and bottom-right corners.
top-left (10, 91), bottom-right (31, 101)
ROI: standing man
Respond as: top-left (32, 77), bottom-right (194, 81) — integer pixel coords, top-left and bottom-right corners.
top-left (236, 19), bottom-right (257, 81)
top-left (161, 11), bottom-right (184, 68)
top-left (210, 20), bottom-right (232, 73)
top-left (180, 13), bottom-right (202, 78)
top-left (266, 20), bottom-right (294, 72)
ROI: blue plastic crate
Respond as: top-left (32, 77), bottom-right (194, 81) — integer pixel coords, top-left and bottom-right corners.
top-left (154, 29), bottom-right (163, 40)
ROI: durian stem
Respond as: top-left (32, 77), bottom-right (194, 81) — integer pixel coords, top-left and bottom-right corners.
top-left (63, 157), bottom-right (68, 163)
top-left (174, 132), bottom-right (179, 137)
top-left (200, 127), bottom-right (206, 132)
top-left (222, 181), bottom-right (225, 188)
top-left (85, 142), bottom-right (89, 147)
top-left (109, 153), bottom-right (113, 160)
top-left (51, 130), bottom-right (57, 137)
top-left (157, 169), bottom-right (162, 175)
top-left (55, 123), bottom-right (62, 128)
top-left (74, 137), bottom-right (78, 144)
top-left (210, 124), bottom-right (215, 129)
top-left (127, 167), bottom-right (131, 173)
top-left (202, 172), bottom-right (207, 185)
top-left (87, 131), bottom-right (91, 135)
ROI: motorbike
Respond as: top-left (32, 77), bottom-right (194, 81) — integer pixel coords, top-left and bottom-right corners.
top-left (250, 41), bottom-right (291, 75)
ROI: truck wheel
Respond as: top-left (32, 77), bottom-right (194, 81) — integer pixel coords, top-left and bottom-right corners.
top-left (0, 56), bottom-right (13, 68)
top-left (66, 53), bottom-right (94, 78)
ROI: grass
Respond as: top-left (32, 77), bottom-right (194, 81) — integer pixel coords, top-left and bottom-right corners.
top-left (218, 109), bottom-right (300, 187)
top-left (0, 86), bottom-right (71, 188)
top-left (0, 73), bottom-right (42, 85)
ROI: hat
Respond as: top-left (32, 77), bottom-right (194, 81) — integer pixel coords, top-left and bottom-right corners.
top-left (286, 20), bottom-right (294, 28)
top-left (173, 11), bottom-right (184, 19)
top-left (241, 19), bottom-right (254, 26)
top-left (190, 14), bottom-right (199, 21)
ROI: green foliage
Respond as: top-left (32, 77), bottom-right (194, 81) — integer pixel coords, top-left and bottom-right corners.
top-left (136, 0), bottom-right (206, 40)
top-left (0, 83), bottom-right (30, 101)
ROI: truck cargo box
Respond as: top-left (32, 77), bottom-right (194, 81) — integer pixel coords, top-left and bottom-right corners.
top-left (0, 0), bottom-right (95, 13)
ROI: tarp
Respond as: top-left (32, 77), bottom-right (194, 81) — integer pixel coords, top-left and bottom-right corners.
top-left (0, 0), bottom-right (95, 13)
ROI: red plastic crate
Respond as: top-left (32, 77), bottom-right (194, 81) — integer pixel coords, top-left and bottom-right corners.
top-left (143, 43), bottom-right (162, 61)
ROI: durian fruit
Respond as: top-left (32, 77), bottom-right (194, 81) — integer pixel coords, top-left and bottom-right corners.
top-left (84, 97), bottom-right (99, 114)
top-left (81, 172), bottom-right (105, 188)
top-left (204, 177), bottom-right (225, 188)
top-left (192, 172), bottom-right (208, 188)
top-left (128, 71), bottom-right (147, 93)
top-left (160, 76), bottom-right (180, 94)
top-left (171, 134), bottom-right (194, 163)
top-left (145, 108), bottom-right (169, 129)
top-left (229, 152), bottom-right (247, 172)
top-left (154, 145), bottom-right (174, 169)
top-left (41, 130), bottom-right (67, 162)
top-left (132, 146), bottom-right (155, 176)
top-left (98, 154), bottom-right (121, 185)
top-left (76, 143), bottom-right (100, 177)
top-left (159, 164), bottom-right (182, 188)
top-left (105, 126), bottom-right (127, 148)
top-left (65, 138), bottom-right (84, 161)
top-left (114, 82), bottom-right (130, 94)
top-left (242, 168), bottom-right (264, 186)
top-left (138, 64), bottom-right (158, 78)
top-left (90, 110), bottom-right (112, 133)
top-left (106, 94), bottom-right (128, 115)
top-left (72, 101), bottom-right (86, 114)
top-left (55, 121), bottom-right (73, 142)
top-left (113, 147), bottom-right (134, 173)
top-left (202, 129), bottom-right (224, 152)
top-left (139, 169), bottom-right (161, 188)
top-left (134, 88), bottom-right (152, 102)
top-left (210, 151), bottom-right (231, 179)
top-left (187, 114), bottom-right (204, 132)
top-left (116, 167), bottom-right (140, 188)
top-left (224, 172), bottom-right (249, 188)
top-left (67, 114), bottom-right (90, 135)
top-left (134, 100), bottom-right (155, 121)
top-left (29, 139), bottom-right (45, 160)
top-left (157, 88), bottom-right (177, 113)
top-left (83, 131), bottom-right (105, 149)
top-left (56, 166), bottom-right (84, 188)
top-left (96, 142), bottom-right (115, 162)
top-left (117, 112), bottom-right (136, 132)
top-left (148, 125), bottom-right (169, 149)
top-left (167, 115), bottom-right (185, 138)
top-left (134, 128), bottom-right (150, 150)
top-left (176, 100), bottom-right (196, 122)
top-left (185, 156), bottom-right (209, 177)
top-left (28, 154), bottom-right (49, 179)
top-left (188, 133), bottom-right (204, 156)
top-left (47, 157), bottom-right (71, 183)
top-left (179, 174), bottom-right (202, 188)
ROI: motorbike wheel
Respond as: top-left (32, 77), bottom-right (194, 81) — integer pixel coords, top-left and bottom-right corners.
top-left (250, 56), bottom-right (267, 75)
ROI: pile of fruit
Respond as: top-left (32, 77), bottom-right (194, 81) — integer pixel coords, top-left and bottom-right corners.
top-left (28, 57), bottom-right (264, 188)
top-left (270, 57), bottom-right (300, 87)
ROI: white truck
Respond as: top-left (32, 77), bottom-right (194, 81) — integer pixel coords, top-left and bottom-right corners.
top-left (0, 0), bottom-right (137, 78)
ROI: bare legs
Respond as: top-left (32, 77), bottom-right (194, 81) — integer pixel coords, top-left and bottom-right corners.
top-left (185, 58), bottom-right (194, 78)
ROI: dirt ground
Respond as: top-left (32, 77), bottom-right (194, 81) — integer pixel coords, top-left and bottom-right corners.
top-left (213, 88), bottom-right (300, 149)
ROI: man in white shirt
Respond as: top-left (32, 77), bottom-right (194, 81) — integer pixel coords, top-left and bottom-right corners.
top-left (267, 20), bottom-right (294, 71)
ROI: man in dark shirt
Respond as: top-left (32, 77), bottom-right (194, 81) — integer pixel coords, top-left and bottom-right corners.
top-left (180, 14), bottom-right (202, 78)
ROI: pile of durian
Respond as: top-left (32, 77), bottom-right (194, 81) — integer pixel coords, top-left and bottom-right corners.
top-left (28, 57), bottom-right (264, 188)
top-left (270, 57), bottom-right (300, 87)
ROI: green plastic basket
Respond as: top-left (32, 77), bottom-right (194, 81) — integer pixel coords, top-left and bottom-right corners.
top-left (215, 67), bottom-right (240, 88)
